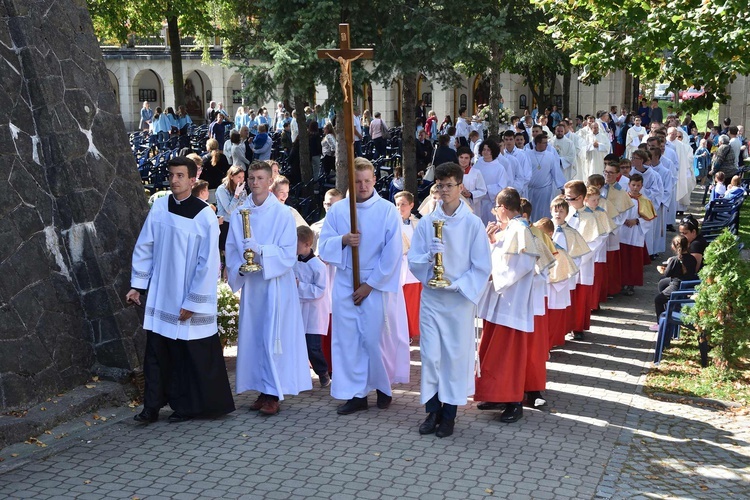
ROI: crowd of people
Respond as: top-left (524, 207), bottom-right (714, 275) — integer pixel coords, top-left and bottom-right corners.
top-left (126, 97), bottom-right (745, 438)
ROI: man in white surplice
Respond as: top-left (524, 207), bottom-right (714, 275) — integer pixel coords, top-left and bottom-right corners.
top-left (319, 158), bottom-right (405, 415)
top-left (128, 157), bottom-right (235, 424)
top-left (408, 162), bottom-right (491, 438)
top-left (226, 161), bottom-right (312, 416)
top-left (549, 124), bottom-right (578, 181)
top-left (583, 122), bottom-right (611, 181)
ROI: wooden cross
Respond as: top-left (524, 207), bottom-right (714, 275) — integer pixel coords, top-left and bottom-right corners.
top-left (317, 24), bottom-right (373, 292)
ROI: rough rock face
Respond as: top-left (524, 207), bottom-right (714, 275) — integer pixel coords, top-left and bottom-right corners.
top-left (0, 0), bottom-right (148, 410)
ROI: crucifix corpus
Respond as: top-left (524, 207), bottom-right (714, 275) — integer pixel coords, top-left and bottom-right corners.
top-left (317, 24), bottom-right (373, 292)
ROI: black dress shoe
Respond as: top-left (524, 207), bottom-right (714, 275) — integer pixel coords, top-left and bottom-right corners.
top-left (573, 331), bottom-right (584, 340)
top-left (418, 412), bottom-right (442, 435)
top-left (376, 390), bottom-right (392, 409)
top-left (133, 408), bottom-right (159, 423)
top-left (499, 403), bottom-right (523, 423)
top-left (476, 401), bottom-right (504, 411)
top-left (337, 397), bottom-right (368, 415)
top-left (167, 412), bottom-right (193, 423)
top-left (435, 419), bottom-right (455, 438)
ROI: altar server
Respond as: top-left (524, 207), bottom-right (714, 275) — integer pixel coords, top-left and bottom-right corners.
top-left (319, 158), bottom-right (405, 415)
top-left (408, 162), bottom-right (491, 438)
top-left (226, 161), bottom-right (312, 416)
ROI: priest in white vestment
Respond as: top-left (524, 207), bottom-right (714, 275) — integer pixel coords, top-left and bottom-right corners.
top-left (583, 122), bottom-right (611, 181)
top-left (527, 134), bottom-right (566, 222)
top-left (550, 124), bottom-right (578, 181)
top-left (319, 158), bottom-right (405, 415)
top-left (503, 131), bottom-right (532, 198)
top-left (625, 117), bottom-right (646, 159)
top-left (226, 162), bottom-right (312, 416)
top-left (408, 163), bottom-right (492, 438)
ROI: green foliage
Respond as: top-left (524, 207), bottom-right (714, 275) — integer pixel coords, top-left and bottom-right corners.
top-left (683, 230), bottom-right (750, 368)
top-left (534, 0), bottom-right (750, 112)
top-left (216, 281), bottom-right (240, 347)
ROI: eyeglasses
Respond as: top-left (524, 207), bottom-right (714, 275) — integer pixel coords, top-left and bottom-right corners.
top-left (435, 183), bottom-right (459, 191)
top-left (564, 196), bottom-right (580, 201)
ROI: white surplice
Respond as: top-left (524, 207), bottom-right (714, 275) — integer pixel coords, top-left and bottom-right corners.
top-left (318, 191), bottom-right (406, 399)
top-left (131, 196), bottom-right (221, 340)
top-left (294, 255), bottom-right (330, 335)
top-left (477, 217), bottom-right (539, 332)
top-left (550, 135), bottom-right (578, 181)
top-left (408, 200), bottom-right (491, 405)
top-left (462, 167), bottom-right (488, 216)
top-left (473, 157), bottom-right (510, 225)
top-left (226, 194), bottom-right (312, 399)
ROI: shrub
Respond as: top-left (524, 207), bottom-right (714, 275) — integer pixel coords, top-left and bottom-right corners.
top-left (217, 280), bottom-right (240, 347)
top-left (683, 230), bottom-right (750, 368)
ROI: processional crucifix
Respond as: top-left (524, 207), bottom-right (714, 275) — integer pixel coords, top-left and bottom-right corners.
top-left (317, 24), bottom-right (373, 291)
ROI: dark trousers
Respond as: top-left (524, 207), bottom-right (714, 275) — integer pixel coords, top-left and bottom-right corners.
top-left (322, 154), bottom-right (335, 175)
top-left (654, 277), bottom-right (679, 320)
top-left (373, 137), bottom-right (387, 158)
top-left (143, 331), bottom-right (235, 417)
top-left (306, 334), bottom-right (329, 377)
top-left (425, 393), bottom-right (457, 420)
top-left (354, 141), bottom-right (363, 158)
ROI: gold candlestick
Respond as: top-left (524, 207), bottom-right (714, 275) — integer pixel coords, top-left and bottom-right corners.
top-left (428, 219), bottom-right (451, 289)
top-left (239, 209), bottom-right (262, 273)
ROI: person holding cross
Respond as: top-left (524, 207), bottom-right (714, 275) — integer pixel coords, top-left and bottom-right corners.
top-left (318, 158), bottom-right (404, 415)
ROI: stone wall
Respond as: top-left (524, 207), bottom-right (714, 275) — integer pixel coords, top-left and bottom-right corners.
top-left (0, 0), bottom-right (148, 410)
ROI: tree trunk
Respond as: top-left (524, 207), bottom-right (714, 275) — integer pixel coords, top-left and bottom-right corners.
top-left (166, 15), bottom-right (185, 108)
top-left (487, 43), bottom-right (504, 137)
top-left (294, 95), bottom-right (311, 189)
top-left (563, 68), bottom-right (571, 118)
top-left (334, 110), bottom-right (349, 192)
top-left (402, 72), bottom-right (418, 195)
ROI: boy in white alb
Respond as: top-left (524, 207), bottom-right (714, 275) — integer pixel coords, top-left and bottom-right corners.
top-left (408, 162), bottom-right (492, 437)
top-left (294, 226), bottom-right (331, 388)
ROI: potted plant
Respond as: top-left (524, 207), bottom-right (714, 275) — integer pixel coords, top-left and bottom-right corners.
top-left (216, 280), bottom-right (240, 348)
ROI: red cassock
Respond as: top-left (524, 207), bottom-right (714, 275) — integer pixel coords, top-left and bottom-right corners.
top-left (620, 243), bottom-right (650, 286)
top-left (548, 308), bottom-right (568, 350)
top-left (593, 262), bottom-right (608, 308)
top-left (321, 314), bottom-right (333, 375)
top-left (525, 306), bottom-right (549, 392)
top-left (606, 249), bottom-right (622, 296)
top-left (402, 282), bottom-right (422, 338)
top-left (569, 284), bottom-right (592, 332)
top-left (474, 321), bottom-right (528, 403)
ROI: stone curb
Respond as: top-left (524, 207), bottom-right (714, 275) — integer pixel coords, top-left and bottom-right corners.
top-left (0, 381), bottom-right (133, 450)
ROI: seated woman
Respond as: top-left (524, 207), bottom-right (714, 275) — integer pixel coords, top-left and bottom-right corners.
top-left (650, 235), bottom-right (698, 331)
top-left (678, 215), bottom-right (708, 271)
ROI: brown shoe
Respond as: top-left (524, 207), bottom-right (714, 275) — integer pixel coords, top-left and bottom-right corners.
top-left (249, 394), bottom-right (267, 411)
top-left (259, 399), bottom-right (280, 416)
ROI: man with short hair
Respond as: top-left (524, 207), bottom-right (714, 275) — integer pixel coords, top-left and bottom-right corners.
top-left (527, 133), bottom-right (566, 221)
top-left (128, 157), bottom-right (235, 424)
top-left (550, 124), bottom-right (577, 181)
top-left (319, 158), bottom-right (405, 415)
top-left (649, 99), bottom-right (663, 124)
top-left (209, 113), bottom-right (226, 149)
top-left (503, 130), bottom-right (532, 197)
top-left (226, 161), bottom-right (313, 416)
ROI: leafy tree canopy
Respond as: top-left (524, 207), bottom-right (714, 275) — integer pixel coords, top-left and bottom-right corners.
top-left (533, 0), bottom-right (750, 111)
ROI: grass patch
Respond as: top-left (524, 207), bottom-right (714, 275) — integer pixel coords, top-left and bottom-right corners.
top-left (645, 338), bottom-right (750, 406)
top-left (654, 102), bottom-right (719, 130)
top-left (740, 204), bottom-right (750, 248)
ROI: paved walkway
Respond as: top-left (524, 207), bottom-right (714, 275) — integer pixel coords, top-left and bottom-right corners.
top-left (2, 208), bottom-right (749, 499)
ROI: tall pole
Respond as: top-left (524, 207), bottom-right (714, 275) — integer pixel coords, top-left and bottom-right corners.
top-left (317, 24), bottom-right (373, 291)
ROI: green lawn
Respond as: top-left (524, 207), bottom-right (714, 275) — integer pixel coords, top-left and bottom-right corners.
top-left (646, 338), bottom-right (750, 406)
top-left (655, 101), bottom-right (720, 131)
top-left (740, 202), bottom-right (750, 248)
